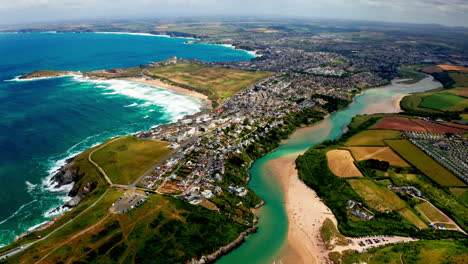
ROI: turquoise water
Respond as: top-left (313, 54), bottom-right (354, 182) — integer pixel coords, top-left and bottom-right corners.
top-left (0, 32), bottom-right (254, 246)
top-left (218, 77), bottom-right (441, 263)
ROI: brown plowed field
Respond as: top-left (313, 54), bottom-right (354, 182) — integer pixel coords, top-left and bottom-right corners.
top-left (345, 146), bottom-right (410, 167)
top-left (412, 119), bottom-right (467, 134)
top-left (372, 117), bottom-right (427, 132)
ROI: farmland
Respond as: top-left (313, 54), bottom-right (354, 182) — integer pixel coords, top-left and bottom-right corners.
top-left (372, 117), bottom-right (427, 132)
top-left (345, 147), bottom-right (410, 167)
top-left (92, 136), bottom-right (171, 185)
top-left (415, 202), bottom-right (449, 223)
top-left (386, 140), bottom-right (465, 187)
top-left (347, 179), bottom-right (406, 212)
top-left (411, 119), bottom-right (467, 134)
top-left (326, 149), bottom-right (363, 177)
top-left (345, 129), bottom-right (402, 146)
top-left (398, 208), bottom-right (428, 229)
top-left (420, 93), bottom-right (467, 111)
top-left (146, 63), bottom-right (272, 101)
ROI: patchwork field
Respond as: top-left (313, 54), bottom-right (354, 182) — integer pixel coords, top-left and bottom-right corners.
top-left (372, 117), bottom-right (427, 132)
top-left (419, 93), bottom-right (467, 111)
top-left (415, 202), bottom-right (449, 223)
top-left (411, 119), bottom-right (467, 134)
top-left (398, 208), bottom-right (428, 229)
top-left (326, 149), bottom-right (363, 177)
top-left (345, 129), bottom-right (401, 146)
top-left (385, 140), bottom-right (465, 187)
top-left (347, 179), bottom-right (406, 212)
top-left (146, 63), bottom-right (271, 99)
top-left (92, 136), bottom-right (171, 185)
top-left (345, 146), bottom-right (410, 167)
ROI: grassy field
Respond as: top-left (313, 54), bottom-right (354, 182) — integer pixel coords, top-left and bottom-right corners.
top-left (146, 63), bottom-right (271, 100)
top-left (400, 71), bottom-right (468, 113)
top-left (4, 193), bottom-right (246, 264)
top-left (345, 146), bottom-right (410, 167)
top-left (345, 129), bottom-right (401, 146)
top-left (398, 208), bottom-right (428, 229)
top-left (320, 218), bottom-right (348, 250)
top-left (92, 136), bottom-right (171, 185)
top-left (415, 202), bottom-right (449, 223)
top-left (347, 179), bottom-right (406, 212)
top-left (420, 93), bottom-right (467, 111)
top-left (386, 140), bottom-right (465, 187)
top-left (338, 239), bottom-right (468, 264)
top-left (326, 149), bottom-right (363, 177)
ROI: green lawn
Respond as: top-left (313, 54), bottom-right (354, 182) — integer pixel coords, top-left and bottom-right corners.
top-left (420, 93), bottom-right (466, 111)
top-left (386, 140), bottom-right (465, 187)
top-left (92, 136), bottom-right (171, 185)
top-left (146, 63), bottom-right (271, 100)
top-left (345, 130), bottom-right (401, 146)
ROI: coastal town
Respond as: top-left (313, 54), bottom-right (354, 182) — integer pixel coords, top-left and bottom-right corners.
top-left (0, 17), bottom-right (467, 264)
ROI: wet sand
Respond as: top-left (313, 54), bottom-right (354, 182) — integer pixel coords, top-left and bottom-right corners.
top-left (268, 150), bottom-right (337, 264)
top-left (124, 77), bottom-right (211, 105)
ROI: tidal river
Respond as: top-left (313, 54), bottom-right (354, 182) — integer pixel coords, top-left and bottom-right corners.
top-left (217, 76), bottom-right (442, 263)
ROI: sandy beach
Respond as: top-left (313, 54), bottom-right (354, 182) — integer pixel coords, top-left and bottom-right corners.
top-left (268, 152), bottom-right (337, 264)
top-left (392, 93), bottom-right (408, 112)
top-left (124, 77), bottom-right (211, 105)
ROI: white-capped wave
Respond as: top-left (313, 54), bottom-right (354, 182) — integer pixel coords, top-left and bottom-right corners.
top-left (125, 103), bottom-right (139, 107)
top-left (143, 115), bottom-right (149, 119)
top-left (43, 205), bottom-right (70, 218)
top-left (25, 181), bottom-right (37, 192)
top-left (73, 76), bottom-right (204, 122)
top-left (148, 109), bottom-right (156, 112)
top-left (94, 32), bottom-right (171, 38)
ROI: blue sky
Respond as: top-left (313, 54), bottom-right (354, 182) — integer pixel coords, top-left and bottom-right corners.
top-left (0, 0), bottom-right (466, 27)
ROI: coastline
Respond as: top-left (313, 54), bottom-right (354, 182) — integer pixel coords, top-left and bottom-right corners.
top-left (123, 77), bottom-right (211, 105)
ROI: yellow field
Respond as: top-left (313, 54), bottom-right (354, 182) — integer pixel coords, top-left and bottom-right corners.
top-left (386, 140), bottom-right (465, 187)
top-left (147, 63), bottom-right (271, 99)
top-left (345, 146), bottom-right (410, 167)
top-left (326, 149), bottom-right (363, 177)
top-left (347, 179), bottom-right (406, 212)
top-left (415, 202), bottom-right (449, 223)
top-left (346, 130), bottom-right (401, 146)
top-left (93, 136), bottom-right (171, 185)
top-left (436, 65), bottom-right (468, 72)
top-left (398, 208), bottom-right (428, 229)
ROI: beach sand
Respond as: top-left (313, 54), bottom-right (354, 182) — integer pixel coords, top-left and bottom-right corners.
top-left (124, 77), bottom-right (211, 105)
top-left (392, 93), bottom-right (408, 112)
top-left (268, 153), bottom-right (337, 264)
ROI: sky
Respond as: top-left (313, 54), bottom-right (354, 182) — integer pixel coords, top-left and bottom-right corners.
top-left (0, 0), bottom-right (467, 27)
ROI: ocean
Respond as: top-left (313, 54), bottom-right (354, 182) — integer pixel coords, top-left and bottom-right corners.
top-left (0, 32), bottom-right (254, 246)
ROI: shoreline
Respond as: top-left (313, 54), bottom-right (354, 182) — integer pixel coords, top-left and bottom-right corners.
top-left (267, 123), bottom-right (337, 264)
top-left (123, 77), bottom-right (211, 105)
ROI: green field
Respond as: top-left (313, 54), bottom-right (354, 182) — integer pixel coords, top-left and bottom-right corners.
top-left (338, 239), bottom-right (468, 264)
top-left (147, 63), bottom-right (271, 100)
top-left (4, 193), bottom-right (245, 264)
top-left (398, 207), bottom-right (428, 229)
top-left (416, 202), bottom-right (449, 223)
top-left (347, 179), bottom-right (406, 212)
top-left (386, 140), bottom-right (465, 187)
top-left (345, 129), bottom-right (401, 146)
top-left (92, 136), bottom-right (171, 185)
top-left (420, 93), bottom-right (467, 111)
